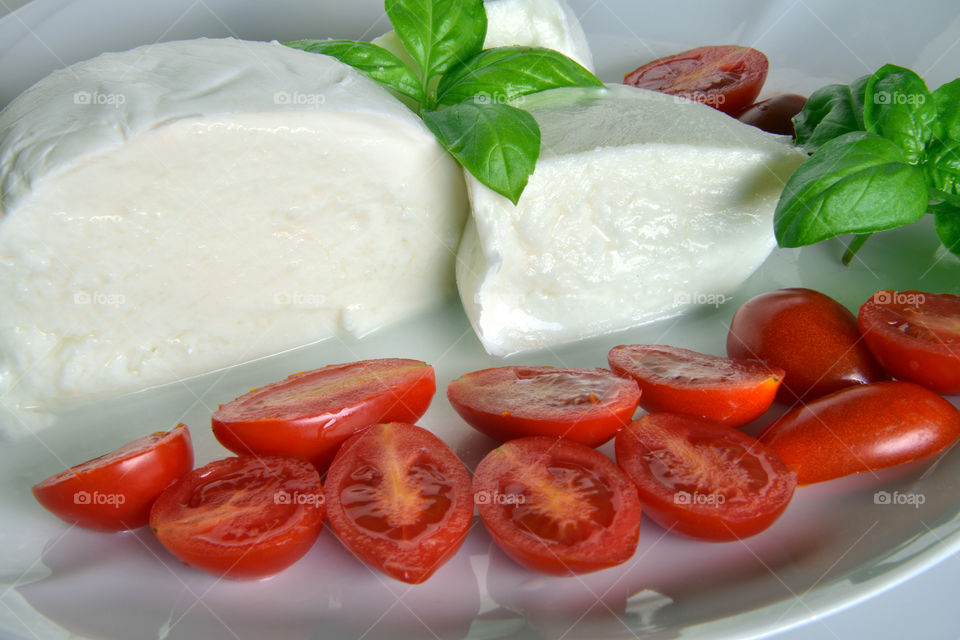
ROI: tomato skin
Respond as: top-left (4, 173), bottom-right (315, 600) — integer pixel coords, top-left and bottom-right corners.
top-left (727, 288), bottom-right (886, 402)
top-left (32, 423), bottom-right (193, 531)
top-left (624, 45), bottom-right (769, 116)
top-left (150, 455), bottom-right (324, 580)
top-left (324, 422), bottom-right (474, 584)
top-left (615, 413), bottom-right (796, 541)
top-left (608, 344), bottom-right (784, 427)
top-left (758, 381), bottom-right (960, 485)
top-left (212, 359), bottom-right (435, 472)
top-left (737, 93), bottom-right (807, 135)
top-left (473, 436), bottom-right (642, 575)
top-left (447, 366), bottom-right (641, 447)
top-left (858, 290), bottom-right (960, 395)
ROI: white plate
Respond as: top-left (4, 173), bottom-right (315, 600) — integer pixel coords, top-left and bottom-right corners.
top-left (2, 1), bottom-right (959, 639)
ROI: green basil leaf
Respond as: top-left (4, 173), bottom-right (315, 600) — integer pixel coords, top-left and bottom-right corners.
top-left (284, 39), bottom-right (424, 104)
top-left (436, 46), bottom-right (602, 107)
top-left (863, 64), bottom-right (936, 164)
top-left (793, 75), bottom-right (868, 153)
top-left (925, 137), bottom-right (960, 206)
top-left (775, 131), bottom-right (929, 247)
top-left (386, 0), bottom-right (486, 89)
top-left (422, 101), bottom-right (540, 204)
top-left (933, 203), bottom-right (960, 257)
top-left (933, 77), bottom-right (960, 141)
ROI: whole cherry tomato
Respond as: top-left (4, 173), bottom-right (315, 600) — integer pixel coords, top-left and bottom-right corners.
top-left (737, 93), bottom-right (807, 135)
top-left (758, 381), bottom-right (960, 484)
top-left (727, 288), bottom-right (886, 402)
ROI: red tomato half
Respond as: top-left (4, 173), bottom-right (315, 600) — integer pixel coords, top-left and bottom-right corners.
top-left (727, 288), bottom-right (886, 402)
top-left (212, 359), bottom-right (435, 471)
top-left (758, 381), bottom-right (960, 485)
top-left (324, 422), bottom-right (473, 584)
top-left (615, 413), bottom-right (795, 541)
top-left (150, 455), bottom-right (324, 579)
top-left (608, 344), bottom-right (784, 427)
top-left (858, 290), bottom-right (960, 395)
top-left (447, 366), bottom-right (641, 447)
top-left (32, 423), bottom-right (193, 531)
top-left (624, 45), bottom-right (769, 116)
top-left (473, 436), bottom-right (642, 575)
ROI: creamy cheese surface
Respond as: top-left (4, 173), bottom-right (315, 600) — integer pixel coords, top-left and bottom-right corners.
top-left (458, 84), bottom-right (806, 356)
top-left (0, 38), bottom-right (468, 410)
top-left (372, 0), bottom-right (594, 73)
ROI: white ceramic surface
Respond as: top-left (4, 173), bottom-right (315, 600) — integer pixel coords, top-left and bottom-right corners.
top-left (1, 1), bottom-right (959, 639)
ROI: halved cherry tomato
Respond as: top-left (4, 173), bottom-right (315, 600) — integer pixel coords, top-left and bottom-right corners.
top-left (150, 455), bottom-right (324, 579)
top-left (615, 413), bottom-right (795, 541)
top-left (727, 288), bottom-right (886, 402)
top-left (737, 93), bottom-right (807, 135)
top-left (472, 436), bottom-right (642, 575)
top-left (758, 381), bottom-right (960, 485)
top-left (323, 422), bottom-right (473, 584)
top-left (858, 290), bottom-right (960, 395)
top-left (32, 423), bottom-right (193, 531)
top-left (624, 45), bottom-right (769, 116)
top-left (608, 344), bottom-right (784, 427)
top-left (212, 359), bottom-right (435, 472)
top-left (446, 366), bottom-right (641, 447)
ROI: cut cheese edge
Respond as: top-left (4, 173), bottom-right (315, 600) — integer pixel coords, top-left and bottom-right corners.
top-left (0, 38), bottom-right (468, 411)
top-left (458, 84), bottom-right (806, 356)
top-left (372, 0), bottom-right (594, 73)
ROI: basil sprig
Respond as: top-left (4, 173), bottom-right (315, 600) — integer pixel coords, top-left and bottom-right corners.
top-left (777, 64), bottom-right (960, 263)
top-left (286, 0), bottom-right (601, 204)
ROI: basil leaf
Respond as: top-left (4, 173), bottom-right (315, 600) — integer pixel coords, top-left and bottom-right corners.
top-left (386, 0), bottom-right (486, 92)
top-left (775, 131), bottom-right (929, 247)
top-left (422, 101), bottom-right (540, 204)
top-left (285, 39), bottom-right (424, 104)
top-left (793, 75), bottom-right (868, 153)
top-left (863, 64), bottom-right (936, 164)
top-left (925, 137), bottom-right (960, 206)
top-left (933, 78), bottom-right (960, 141)
top-left (933, 203), bottom-right (960, 257)
top-left (436, 46), bottom-right (602, 107)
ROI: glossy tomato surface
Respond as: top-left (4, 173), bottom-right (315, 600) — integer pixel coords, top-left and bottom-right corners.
top-left (759, 381), bottom-right (960, 485)
top-left (447, 366), bottom-right (641, 447)
top-left (727, 288), bottom-right (886, 402)
top-left (32, 423), bottom-right (193, 531)
top-left (473, 436), bottom-right (642, 575)
top-left (150, 455), bottom-right (324, 580)
top-left (624, 45), bottom-right (768, 116)
top-left (858, 290), bottom-right (960, 395)
top-left (323, 422), bottom-right (473, 584)
top-left (212, 358), bottom-right (435, 472)
top-left (608, 344), bottom-right (783, 427)
top-left (615, 413), bottom-right (796, 541)
top-left (737, 93), bottom-right (807, 135)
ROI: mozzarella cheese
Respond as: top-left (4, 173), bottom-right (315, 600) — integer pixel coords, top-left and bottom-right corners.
top-left (372, 0), bottom-right (594, 73)
top-left (458, 84), bottom-right (806, 356)
top-left (0, 38), bottom-right (468, 410)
